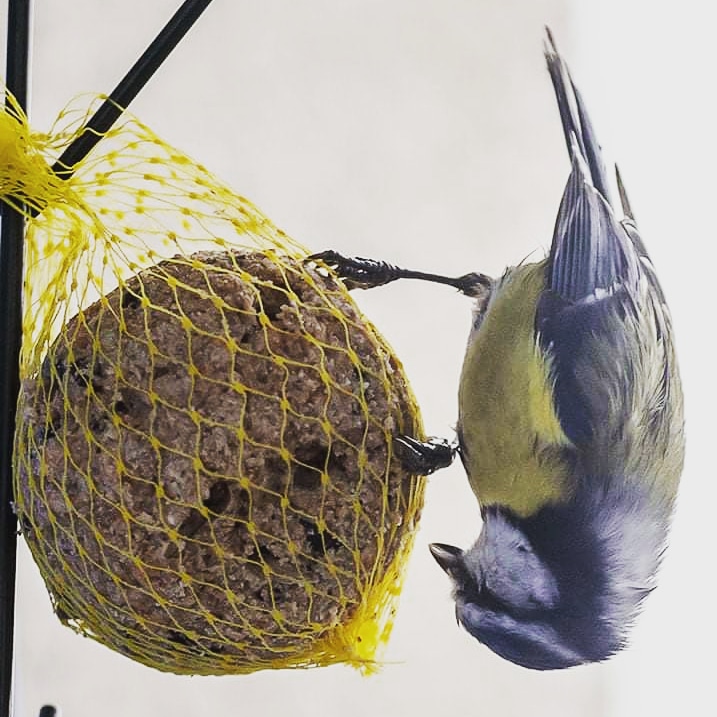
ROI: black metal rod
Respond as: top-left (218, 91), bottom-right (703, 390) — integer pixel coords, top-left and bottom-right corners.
top-left (0, 1), bottom-right (31, 716)
top-left (52, 0), bottom-right (214, 178)
top-left (1, 1), bottom-right (216, 714)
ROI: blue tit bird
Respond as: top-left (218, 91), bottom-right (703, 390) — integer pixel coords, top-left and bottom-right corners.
top-left (310, 28), bottom-right (684, 670)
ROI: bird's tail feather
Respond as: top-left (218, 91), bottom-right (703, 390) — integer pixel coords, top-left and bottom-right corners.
top-left (542, 28), bottom-right (637, 301)
top-left (544, 27), bottom-right (614, 209)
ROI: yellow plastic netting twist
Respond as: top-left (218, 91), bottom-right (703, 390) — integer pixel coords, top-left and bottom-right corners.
top-left (1, 88), bottom-right (426, 675)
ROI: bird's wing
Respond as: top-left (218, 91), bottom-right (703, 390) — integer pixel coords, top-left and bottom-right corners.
top-left (536, 31), bottom-right (675, 451)
top-left (542, 28), bottom-right (640, 303)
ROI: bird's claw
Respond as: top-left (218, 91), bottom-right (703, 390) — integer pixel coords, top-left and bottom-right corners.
top-left (307, 250), bottom-right (402, 290)
top-left (394, 435), bottom-right (457, 475)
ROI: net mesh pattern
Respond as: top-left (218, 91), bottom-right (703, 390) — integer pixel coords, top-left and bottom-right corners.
top-left (2, 90), bottom-right (426, 675)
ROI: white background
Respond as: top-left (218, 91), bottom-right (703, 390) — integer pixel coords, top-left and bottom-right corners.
top-left (1, 1), bottom-right (715, 715)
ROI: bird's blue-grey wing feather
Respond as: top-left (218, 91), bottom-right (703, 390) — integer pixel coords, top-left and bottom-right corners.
top-left (542, 29), bottom-right (640, 302)
top-left (537, 32), bottom-right (673, 448)
top-left (547, 149), bottom-right (639, 303)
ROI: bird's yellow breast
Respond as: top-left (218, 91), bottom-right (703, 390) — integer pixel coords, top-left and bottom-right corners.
top-left (458, 262), bottom-right (573, 517)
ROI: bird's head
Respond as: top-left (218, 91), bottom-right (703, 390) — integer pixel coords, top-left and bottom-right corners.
top-left (430, 506), bottom-right (627, 670)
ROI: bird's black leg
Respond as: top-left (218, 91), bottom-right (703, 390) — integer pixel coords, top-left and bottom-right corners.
top-left (308, 250), bottom-right (490, 297)
top-left (394, 435), bottom-right (457, 475)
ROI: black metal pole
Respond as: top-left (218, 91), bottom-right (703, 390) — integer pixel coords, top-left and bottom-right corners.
top-left (1, 1), bottom-right (215, 715)
top-left (53, 0), bottom-right (214, 178)
top-left (0, 1), bottom-right (31, 714)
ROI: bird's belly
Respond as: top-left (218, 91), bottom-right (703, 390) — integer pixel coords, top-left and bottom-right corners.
top-left (458, 264), bottom-right (573, 517)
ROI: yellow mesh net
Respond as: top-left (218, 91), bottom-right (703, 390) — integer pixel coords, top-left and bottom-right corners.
top-left (2, 89), bottom-right (426, 675)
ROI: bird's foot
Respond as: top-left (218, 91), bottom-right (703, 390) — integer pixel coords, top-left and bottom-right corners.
top-left (308, 250), bottom-right (491, 296)
top-left (394, 435), bottom-right (457, 475)
top-left (307, 250), bottom-right (405, 290)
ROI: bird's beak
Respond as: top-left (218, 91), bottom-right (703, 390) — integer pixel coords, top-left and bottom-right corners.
top-left (429, 542), bottom-right (464, 577)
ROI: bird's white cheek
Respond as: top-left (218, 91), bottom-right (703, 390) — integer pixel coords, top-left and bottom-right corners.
top-left (474, 517), bottom-right (559, 609)
top-left (483, 558), bottom-right (560, 610)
